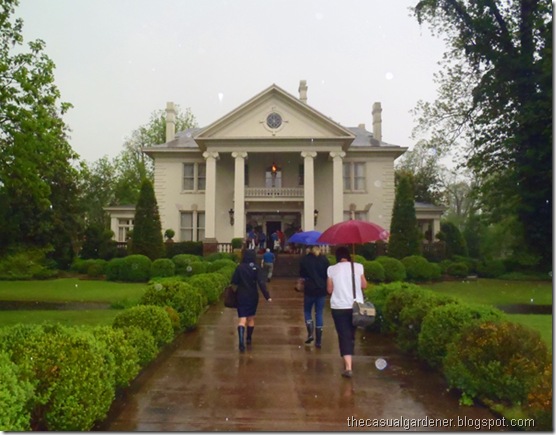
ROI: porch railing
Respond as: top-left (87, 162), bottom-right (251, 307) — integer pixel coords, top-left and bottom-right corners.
top-left (244, 187), bottom-right (304, 198)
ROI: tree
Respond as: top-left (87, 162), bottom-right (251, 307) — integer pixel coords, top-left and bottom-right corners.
top-left (113, 106), bottom-right (197, 206)
top-left (412, 0), bottom-right (552, 270)
top-left (388, 172), bottom-right (421, 259)
top-left (0, 0), bottom-right (82, 267)
top-left (79, 156), bottom-right (117, 228)
top-left (438, 221), bottom-right (468, 259)
top-left (130, 179), bottom-right (164, 260)
top-left (395, 140), bottom-right (445, 205)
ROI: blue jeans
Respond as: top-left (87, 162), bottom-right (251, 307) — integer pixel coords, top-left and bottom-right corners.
top-left (303, 295), bottom-right (326, 327)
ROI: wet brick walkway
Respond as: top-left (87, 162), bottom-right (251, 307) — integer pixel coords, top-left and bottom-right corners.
top-left (99, 277), bottom-right (500, 431)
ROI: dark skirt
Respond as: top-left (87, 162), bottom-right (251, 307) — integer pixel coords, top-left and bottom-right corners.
top-left (236, 287), bottom-right (259, 318)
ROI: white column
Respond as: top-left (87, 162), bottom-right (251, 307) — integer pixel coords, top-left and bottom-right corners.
top-left (202, 151), bottom-right (219, 240)
top-left (232, 151), bottom-right (247, 239)
top-left (301, 151), bottom-right (317, 230)
top-left (330, 151), bottom-right (346, 224)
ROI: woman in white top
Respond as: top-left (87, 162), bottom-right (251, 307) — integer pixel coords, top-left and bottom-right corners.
top-left (326, 246), bottom-right (368, 378)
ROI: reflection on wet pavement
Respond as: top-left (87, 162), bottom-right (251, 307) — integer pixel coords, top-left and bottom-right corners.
top-left (99, 278), bottom-right (501, 431)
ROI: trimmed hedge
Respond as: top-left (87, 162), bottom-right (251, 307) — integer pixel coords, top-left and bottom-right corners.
top-left (444, 321), bottom-right (551, 407)
top-left (362, 260), bottom-right (385, 283)
top-left (113, 305), bottom-right (174, 347)
top-left (375, 256), bottom-right (406, 282)
top-left (151, 258), bottom-right (175, 278)
top-left (0, 351), bottom-right (32, 431)
top-left (401, 255), bottom-right (437, 282)
top-left (418, 303), bottom-right (505, 369)
top-left (119, 255), bottom-right (152, 282)
top-left (140, 278), bottom-right (207, 330)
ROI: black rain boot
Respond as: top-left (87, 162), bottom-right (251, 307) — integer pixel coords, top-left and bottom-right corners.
top-left (305, 320), bottom-right (314, 344)
top-left (246, 326), bottom-right (254, 345)
top-left (238, 326), bottom-right (246, 352)
top-left (315, 327), bottom-right (323, 348)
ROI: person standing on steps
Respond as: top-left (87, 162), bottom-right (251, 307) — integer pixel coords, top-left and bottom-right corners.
top-left (299, 245), bottom-right (330, 348)
top-left (261, 248), bottom-right (275, 282)
top-left (326, 246), bottom-right (367, 378)
top-left (231, 249), bottom-right (272, 352)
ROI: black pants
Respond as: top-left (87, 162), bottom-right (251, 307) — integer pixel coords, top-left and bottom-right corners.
top-left (331, 308), bottom-right (356, 357)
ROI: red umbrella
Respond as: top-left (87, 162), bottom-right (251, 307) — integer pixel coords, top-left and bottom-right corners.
top-left (317, 220), bottom-right (389, 246)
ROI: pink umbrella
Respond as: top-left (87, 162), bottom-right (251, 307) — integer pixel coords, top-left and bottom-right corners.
top-left (317, 220), bottom-right (389, 246)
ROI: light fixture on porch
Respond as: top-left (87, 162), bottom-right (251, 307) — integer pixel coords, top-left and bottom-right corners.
top-left (228, 208), bottom-right (234, 226)
top-left (314, 209), bottom-right (319, 226)
top-left (271, 162), bottom-right (278, 174)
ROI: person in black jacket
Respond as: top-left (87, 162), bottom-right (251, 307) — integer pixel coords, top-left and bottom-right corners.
top-left (231, 250), bottom-right (272, 352)
top-left (299, 245), bottom-right (330, 348)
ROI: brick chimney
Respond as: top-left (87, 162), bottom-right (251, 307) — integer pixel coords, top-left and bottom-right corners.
top-left (372, 102), bottom-right (382, 142)
top-left (166, 101), bottom-right (176, 142)
top-left (298, 80), bottom-right (308, 103)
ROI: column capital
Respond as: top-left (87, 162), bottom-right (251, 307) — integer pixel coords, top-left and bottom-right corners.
top-left (231, 151), bottom-right (248, 160)
top-left (329, 151), bottom-right (346, 160)
top-left (301, 151), bottom-right (317, 159)
top-left (202, 151), bottom-right (220, 161)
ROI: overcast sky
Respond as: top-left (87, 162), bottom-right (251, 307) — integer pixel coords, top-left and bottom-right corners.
top-left (16, 0), bottom-right (447, 163)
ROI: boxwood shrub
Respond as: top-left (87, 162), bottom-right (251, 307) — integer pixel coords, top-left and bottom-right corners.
top-left (445, 262), bottom-right (469, 278)
top-left (87, 259), bottom-right (107, 278)
top-left (476, 259), bottom-right (506, 278)
top-left (90, 326), bottom-right (140, 389)
top-left (140, 278), bottom-right (207, 330)
top-left (186, 274), bottom-right (222, 304)
top-left (362, 260), bottom-right (385, 283)
top-left (375, 256), bottom-right (406, 282)
top-left (381, 283), bottom-right (428, 334)
top-left (112, 305), bottom-right (174, 347)
top-left (119, 255), bottom-right (152, 282)
top-left (396, 290), bottom-right (458, 354)
top-left (0, 324), bottom-right (114, 430)
top-left (207, 259), bottom-right (237, 273)
top-left (0, 351), bottom-right (33, 431)
top-left (172, 254), bottom-right (203, 275)
top-left (118, 326), bottom-right (158, 367)
top-left (444, 320), bottom-right (551, 407)
top-left (151, 258), bottom-right (175, 278)
top-left (401, 255), bottom-right (436, 282)
top-left (418, 303), bottom-right (505, 369)
top-left (105, 257), bottom-right (125, 281)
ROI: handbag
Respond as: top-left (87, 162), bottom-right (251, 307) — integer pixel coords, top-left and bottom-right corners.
top-left (349, 261), bottom-right (376, 328)
top-left (224, 285), bottom-right (238, 308)
top-left (294, 278), bottom-right (305, 292)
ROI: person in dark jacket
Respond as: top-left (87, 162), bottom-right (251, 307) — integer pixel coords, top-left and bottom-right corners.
top-left (299, 245), bottom-right (330, 348)
top-left (231, 249), bottom-right (272, 352)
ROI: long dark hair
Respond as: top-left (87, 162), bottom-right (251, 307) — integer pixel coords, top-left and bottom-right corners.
top-left (334, 246), bottom-right (351, 262)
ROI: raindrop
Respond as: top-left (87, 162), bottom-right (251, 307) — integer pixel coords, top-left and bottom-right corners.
top-left (530, 298), bottom-right (534, 304)
top-left (155, 283), bottom-right (163, 291)
top-left (385, 72), bottom-right (394, 80)
top-left (186, 266), bottom-right (192, 272)
top-left (375, 358), bottom-right (387, 370)
top-left (75, 284), bottom-right (78, 288)
top-left (315, 12), bottom-right (324, 20)
top-left (374, 180), bottom-right (382, 188)
top-left (218, 92), bottom-right (224, 102)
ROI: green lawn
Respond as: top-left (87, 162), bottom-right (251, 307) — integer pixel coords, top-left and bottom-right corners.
top-left (424, 278), bottom-right (552, 306)
top-left (0, 278), bottom-right (146, 304)
top-left (0, 309), bottom-right (121, 327)
top-left (423, 278), bottom-right (553, 349)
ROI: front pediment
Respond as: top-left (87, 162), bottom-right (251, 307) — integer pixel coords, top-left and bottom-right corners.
top-left (194, 84), bottom-right (354, 148)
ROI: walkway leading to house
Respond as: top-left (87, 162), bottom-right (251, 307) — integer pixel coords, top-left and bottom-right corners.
top-left (99, 278), bottom-right (499, 431)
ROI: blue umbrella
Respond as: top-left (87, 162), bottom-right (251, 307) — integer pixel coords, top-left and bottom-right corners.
top-left (287, 230), bottom-right (328, 245)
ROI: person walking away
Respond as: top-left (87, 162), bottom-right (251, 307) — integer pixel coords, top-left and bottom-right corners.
top-left (326, 246), bottom-right (367, 378)
top-left (300, 245), bottom-right (330, 348)
top-left (258, 230), bottom-right (266, 251)
top-left (261, 248), bottom-right (275, 282)
top-left (231, 250), bottom-right (272, 352)
top-left (246, 229), bottom-right (256, 250)
top-left (270, 230), bottom-right (280, 252)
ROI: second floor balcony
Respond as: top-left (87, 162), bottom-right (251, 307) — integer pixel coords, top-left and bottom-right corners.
top-left (244, 187), bottom-right (304, 199)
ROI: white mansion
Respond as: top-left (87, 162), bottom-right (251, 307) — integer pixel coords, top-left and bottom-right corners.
top-left (106, 81), bottom-right (444, 252)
